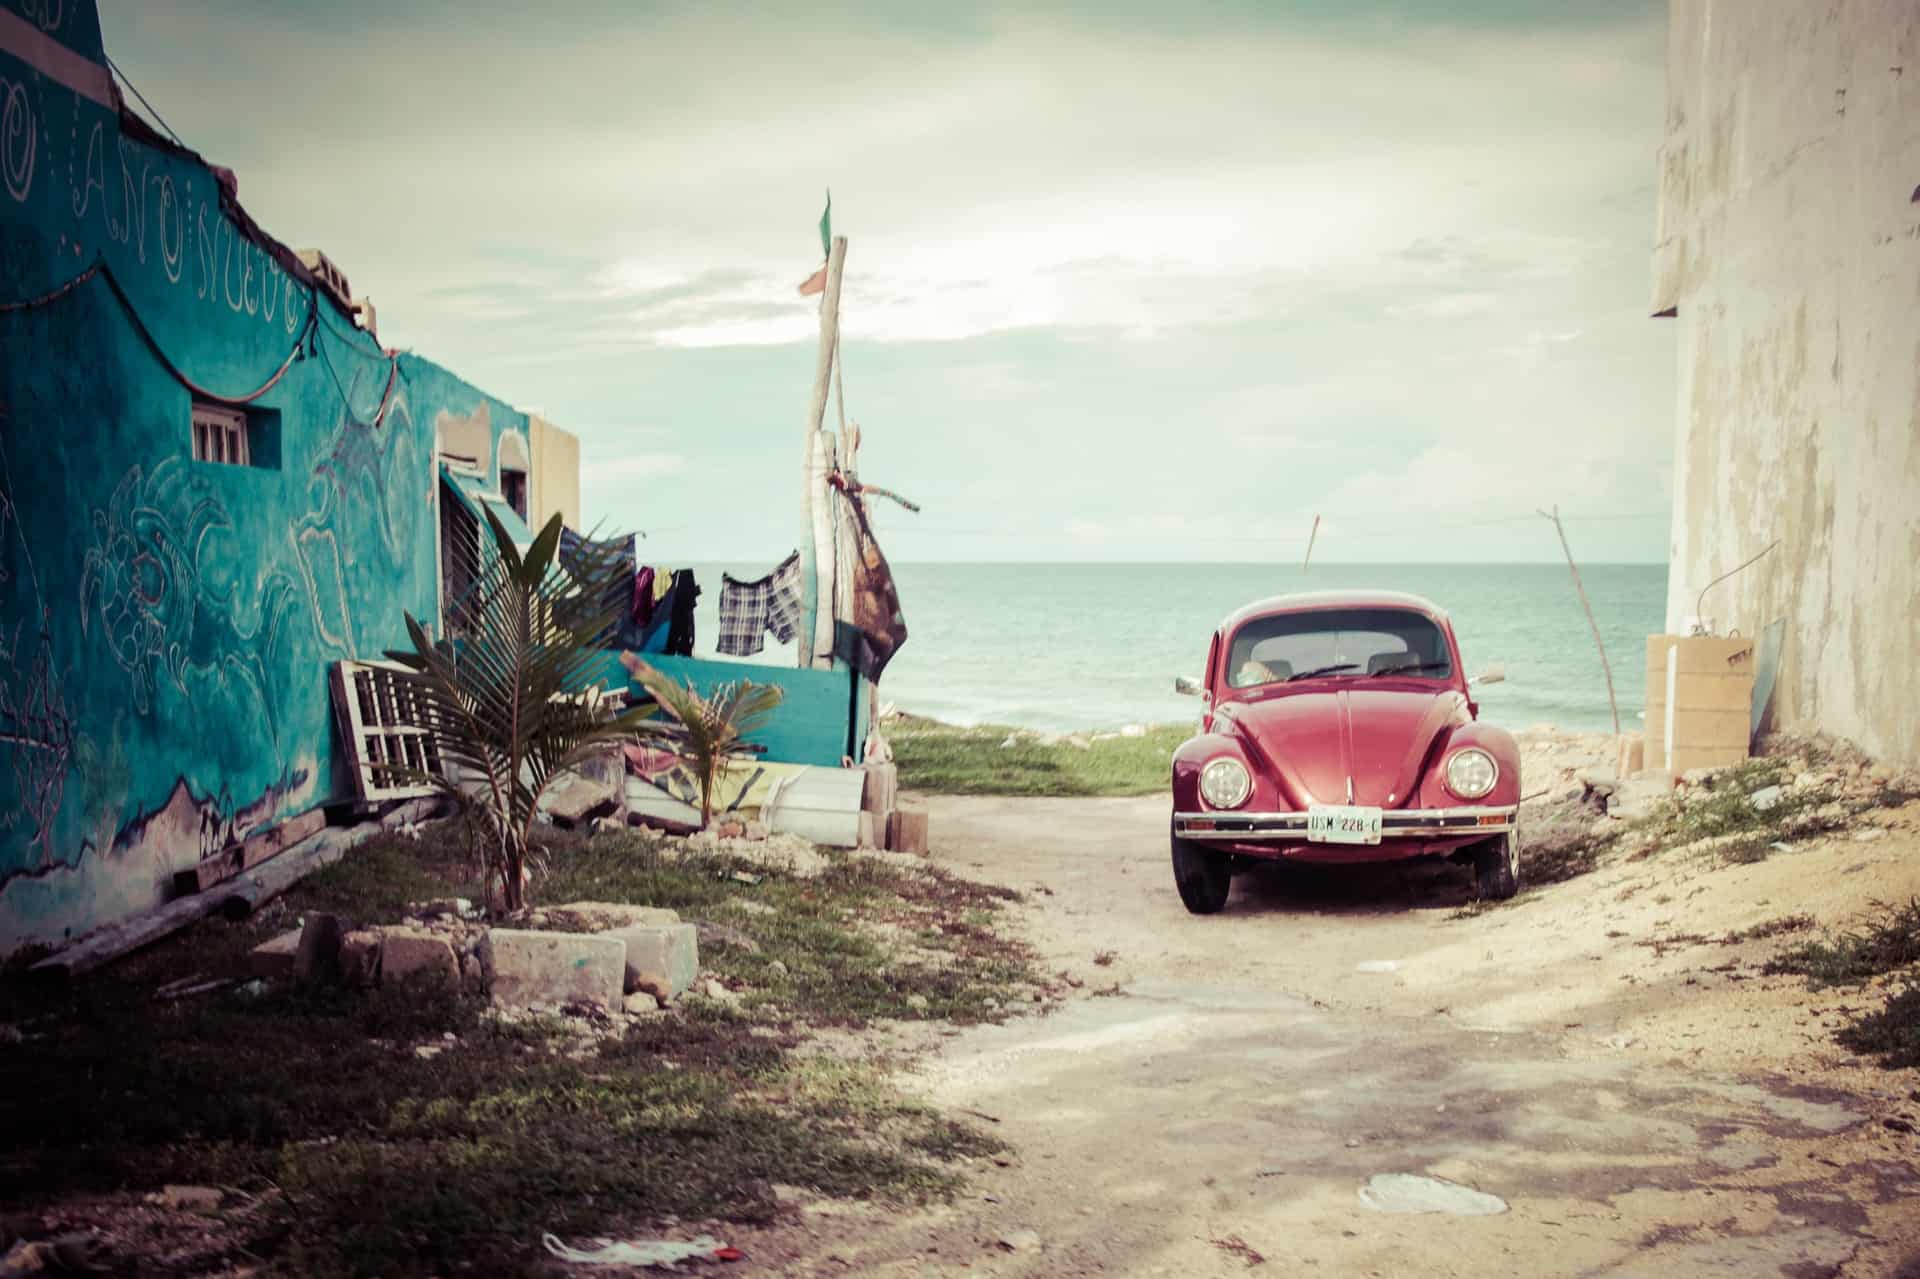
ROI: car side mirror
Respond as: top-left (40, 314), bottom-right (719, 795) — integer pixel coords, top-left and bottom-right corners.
top-left (1469, 663), bottom-right (1506, 687)
top-left (1174, 675), bottom-right (1203, 696)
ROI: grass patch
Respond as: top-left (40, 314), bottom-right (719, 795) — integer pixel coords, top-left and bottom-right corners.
top-left (0, 823), bottom-right (1040, 1276)
top-left (890, 716), bottom-right (1189, 797)
top-left (1763, 898), bottom-right (1920, 987)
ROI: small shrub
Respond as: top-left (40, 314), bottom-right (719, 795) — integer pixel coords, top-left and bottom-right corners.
top-left (1835, 982), bottom-right (1920, 1069)
top-left (1763, 898), bottom-right (1920, 987)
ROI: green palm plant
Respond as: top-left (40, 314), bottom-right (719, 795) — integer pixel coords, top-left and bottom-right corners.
top-left (620, 653), bottom-right (784, 829)
top-left (386, 507), bottom-right (656, 913)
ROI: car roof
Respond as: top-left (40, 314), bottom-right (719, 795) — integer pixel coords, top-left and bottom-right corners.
top-left (1219, 589), bottom-right (1450, 633)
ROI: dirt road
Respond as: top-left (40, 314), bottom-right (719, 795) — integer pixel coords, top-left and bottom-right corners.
top-left (757, 791), bottom-right (1920, 1278)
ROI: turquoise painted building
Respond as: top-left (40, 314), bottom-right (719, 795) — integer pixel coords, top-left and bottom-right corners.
top-left (0, 1), bottom-right (572, 956)
top-left (0, 1), bottom-right (874, 959)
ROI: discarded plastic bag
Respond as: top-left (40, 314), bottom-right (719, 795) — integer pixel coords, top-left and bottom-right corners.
top-left (541, 1233), bottom-right (741, 1269)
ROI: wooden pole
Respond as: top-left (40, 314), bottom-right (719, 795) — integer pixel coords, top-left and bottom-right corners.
top-left (1539, 505), bottom-right (1621, 736)
top-left (798, 236), bottom-right (848, 668)
top-left (1302, 514), bottom-right (1321, 570)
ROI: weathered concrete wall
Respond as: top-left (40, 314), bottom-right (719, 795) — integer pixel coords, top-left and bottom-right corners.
top-left (1653, 0), bottom-right (1920, 764)
top-left (529, 414), bottom-right (580, 531)
top-left (0, 1), bottom-right (572, 954)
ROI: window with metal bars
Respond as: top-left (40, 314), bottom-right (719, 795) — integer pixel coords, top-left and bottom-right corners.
top-left (191, 403), bottom-right (249, 466)
top-left (440, 478), bottom-right (481, 638)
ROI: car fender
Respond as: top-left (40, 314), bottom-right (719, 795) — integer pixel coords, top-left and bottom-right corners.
top-left (1416, 721), bottom-right (1522, 809)
top-left (1172, 732), bottom-right (1269, 812)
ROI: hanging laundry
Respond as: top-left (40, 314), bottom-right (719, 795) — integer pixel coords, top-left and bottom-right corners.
top-left (631, 566), bottom-right (656, 628)
top-left (833, 499), bottom-right (907, 682)
top-left (717, 553), bottom-right (802, 657)
top-left (664, 569), bottom-right (699, 656)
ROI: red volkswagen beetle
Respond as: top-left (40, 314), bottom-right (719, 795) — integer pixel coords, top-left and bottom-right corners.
top-left (1169, 590), bottom-right (1519, 914)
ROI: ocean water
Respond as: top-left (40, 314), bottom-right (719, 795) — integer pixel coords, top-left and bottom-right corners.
top-left (685, 561), bottom-right (1668, 735)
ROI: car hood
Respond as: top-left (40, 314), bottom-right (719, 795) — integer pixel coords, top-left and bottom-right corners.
top-left (1218, 685), bottom-right (1469, 809)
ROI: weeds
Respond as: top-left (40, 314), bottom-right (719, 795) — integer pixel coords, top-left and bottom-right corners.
top-left (1763, 898), bottom-right (1920, 987)
top-left (1835, 982), bottom-right (1920, 1070)
top-left (1759, 899), bottom-right (1920, 1074)
top-left (0, 821), bottom-right (1041, 1277)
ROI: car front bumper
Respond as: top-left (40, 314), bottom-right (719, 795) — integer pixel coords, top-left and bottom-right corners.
top-left (1173, 805), bottom-right (1516, 843)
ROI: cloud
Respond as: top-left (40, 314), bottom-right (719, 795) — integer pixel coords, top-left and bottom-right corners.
top-left (97, 0), bottom-right (1674, 561)
top-left (590, 453), bottom-right (690, 479)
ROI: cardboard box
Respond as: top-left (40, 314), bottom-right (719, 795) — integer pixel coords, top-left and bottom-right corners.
top-left (1659, 635), bottom-right (1755, 778)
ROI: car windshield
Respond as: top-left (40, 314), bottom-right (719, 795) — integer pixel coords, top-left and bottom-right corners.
top-left (1224, 607), bottom-right (1453, 689)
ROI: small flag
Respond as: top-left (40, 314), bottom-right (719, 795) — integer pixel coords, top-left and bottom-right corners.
top-left (798, 190), bottom-right (833, 294)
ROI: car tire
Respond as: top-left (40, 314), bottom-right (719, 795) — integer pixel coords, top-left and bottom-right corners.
top-left (1171, 834), bottom-right (1232, 914)
top-left (1473, 832), bottom-right (1519, 901)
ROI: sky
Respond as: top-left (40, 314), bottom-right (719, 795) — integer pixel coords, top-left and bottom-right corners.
top-left (99, 0), bottom-right (1676, 565)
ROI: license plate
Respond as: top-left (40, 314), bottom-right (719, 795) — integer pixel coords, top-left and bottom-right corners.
top-left (1307, 805), bottom-right (1383, 845)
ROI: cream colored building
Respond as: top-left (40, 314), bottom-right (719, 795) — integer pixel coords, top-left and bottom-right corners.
top-left (1652, 0), bottom-right (1920, 764)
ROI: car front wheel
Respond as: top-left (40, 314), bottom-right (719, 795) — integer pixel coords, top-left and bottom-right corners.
top-left (1473, 832), bottom-right (1519, 901)
top-left (1171, 833), bottom-right (1232, 914)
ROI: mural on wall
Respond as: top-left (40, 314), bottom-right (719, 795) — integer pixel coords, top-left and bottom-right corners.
top-left (294, 345), bottom-right (418, 658)
top-left (0, 431), bottom-right (76, 869)
top-left (1, 8), bottom-right (528, 954)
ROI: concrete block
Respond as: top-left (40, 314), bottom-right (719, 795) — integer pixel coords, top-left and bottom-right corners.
top-left (340, 930), bottom-right (383, 987)
top-left (380, 926), bottom-right (460, 987)
top-left (293, 913), bottom-right (347, 983)
top-left (545, 901), bottom-right (681, 932)
top-left (604, 921), bottom-right (699, 997)
top-left (248, 928), bottom-right (303, 979)
top-left (538, 771), bottom-right (620, 828)
top-left (480, 928), bottom-right (625, 1011)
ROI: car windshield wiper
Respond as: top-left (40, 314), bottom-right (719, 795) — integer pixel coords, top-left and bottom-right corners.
top-left (1287, 663), bottom-right (1359, 682)
top-left (1369, 661), bottom-right (1451, 678)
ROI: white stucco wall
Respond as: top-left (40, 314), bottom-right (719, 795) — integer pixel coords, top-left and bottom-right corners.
top-left (1654, 0), bottom-right (1920, 764)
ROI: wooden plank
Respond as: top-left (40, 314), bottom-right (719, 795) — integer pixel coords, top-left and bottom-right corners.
top-left (861, 762), bottom-right (898, 815)
top-left (173, 808), bottom-right (328, 895)
top-left (798, 235), bottom-right (849, 668)
top-left (887, 809), bottom-right (929, 855)
top-left (32, 820), bottom-right (382, 978)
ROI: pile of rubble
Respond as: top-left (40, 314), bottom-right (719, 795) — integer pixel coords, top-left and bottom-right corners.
top-left (249, 899), bottom-right (699, 1016)
top-left (1571, 736), bottom-right (1917, 843)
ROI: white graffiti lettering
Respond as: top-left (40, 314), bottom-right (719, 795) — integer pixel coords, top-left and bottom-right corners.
top-left (153, 173), bottom-right (181, 282)
top-left (194, 201), bottom-right (213, 300)
top-left (222, 218), bottom-right (244, 313)
top-left (117, 139), bottom-right (147, 262)
top-left (1, 78), bottom-right (32, 204)
top-left (22, 0), bottom-right (66, 32)
top-left (71, 122), bottom-right (106, 222)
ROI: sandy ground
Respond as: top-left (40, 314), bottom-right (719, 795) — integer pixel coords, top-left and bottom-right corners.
top-left (738, 737), bottom-right (1920, 1278)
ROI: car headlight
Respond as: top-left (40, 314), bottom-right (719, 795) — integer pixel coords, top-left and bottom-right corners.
top-left (1445, 747), bottom-right (1498, 799)
top-left (1200, 757), bottom-right (1252, 809)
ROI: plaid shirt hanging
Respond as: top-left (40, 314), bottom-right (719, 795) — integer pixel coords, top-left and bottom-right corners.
top-left (717, 552), bottom-right (802, 656)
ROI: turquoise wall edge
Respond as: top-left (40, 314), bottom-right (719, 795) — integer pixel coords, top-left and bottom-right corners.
top-left (587, 652), bottom-right (868, 770)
